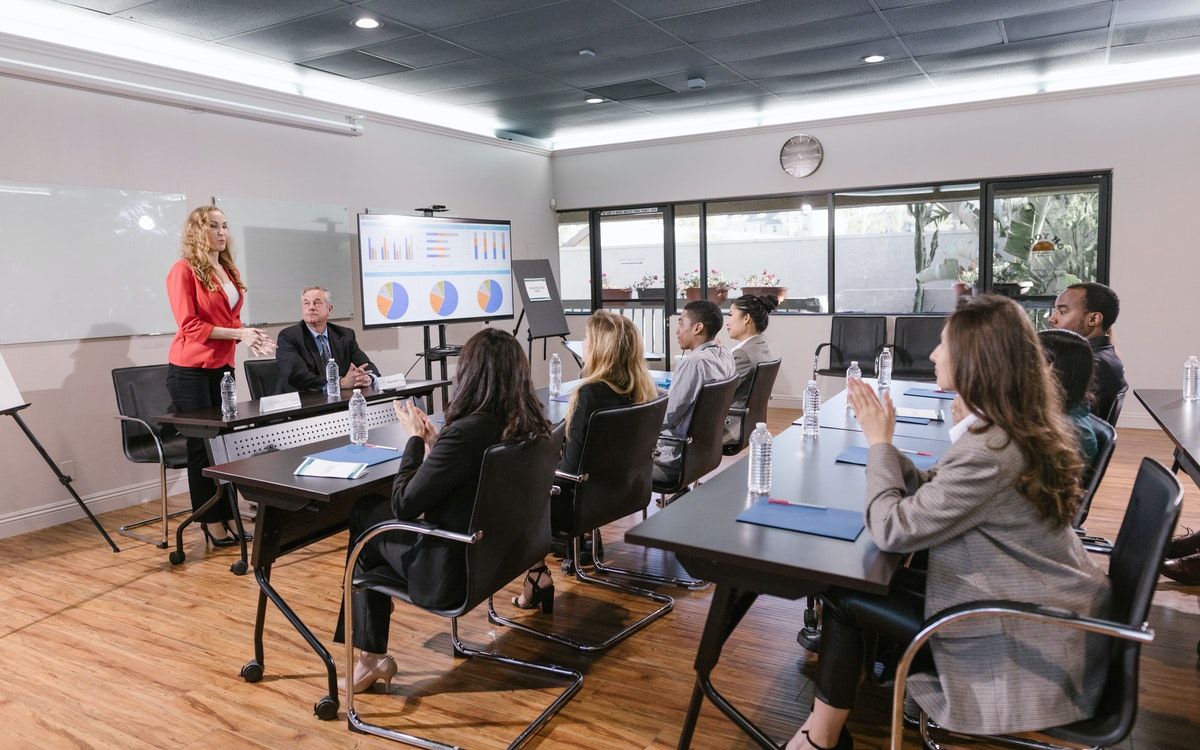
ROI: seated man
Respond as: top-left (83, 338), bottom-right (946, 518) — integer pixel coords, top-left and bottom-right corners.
top-left (653, 300), bottom-right (735, 486)
top-left (1049, 282), bottom-right (1126, 422)
top-left (276, 285), bottom-right (377, 394)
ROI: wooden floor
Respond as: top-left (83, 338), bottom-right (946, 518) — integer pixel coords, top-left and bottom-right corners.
top-left (1, 411), bottom-right (1198, 749)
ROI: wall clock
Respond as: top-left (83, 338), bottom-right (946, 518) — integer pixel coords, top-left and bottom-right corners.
top-left (779, 134), bottom-right (823, 178)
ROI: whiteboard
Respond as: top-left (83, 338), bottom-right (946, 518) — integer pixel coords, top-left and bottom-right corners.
top-left (0, 180), bottom-right (187, 344)
top-left (216, 195), bottom-right (354, 326)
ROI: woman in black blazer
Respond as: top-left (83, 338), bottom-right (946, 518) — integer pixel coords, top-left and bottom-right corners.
top-left (512, 310), bottom-right (660, 611)
top-left (335, 328), bottom-right (551, 693)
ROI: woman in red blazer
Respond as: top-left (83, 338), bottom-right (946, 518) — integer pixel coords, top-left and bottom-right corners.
top-left (165, 205), bottom-right (274, 545)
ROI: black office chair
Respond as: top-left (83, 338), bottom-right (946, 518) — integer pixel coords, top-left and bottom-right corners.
top-left (112, 365), bottom-right (190, 548)
top-left (653, 375), bottom-right (740, 501)
top-left (888, 457), bottom-right (1183, 750)
top-left (343, 433), bottom-right (582, 748)
top-left (724, 358), bottom-right (782, 455)
top-left (490, 396), bottom-right (673, 652)
top-left (243, 358), bottom-right (282, 400)
top-left (813, 315), bottom-right (887, 378)
top-left (891, 316), bottom-right (945, 382)
top-left (1075, 415), bottom-right (1118, 554)
top-left (1105, 385), bottom-right (1129, 426)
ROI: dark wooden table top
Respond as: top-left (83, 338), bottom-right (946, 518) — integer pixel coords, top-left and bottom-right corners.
top-left (810, 378), bottom-right (957, 442)
top-left (1135, 389), bottom-right (1200, 462)
top-left (625, 426), bottom-right (951, 595)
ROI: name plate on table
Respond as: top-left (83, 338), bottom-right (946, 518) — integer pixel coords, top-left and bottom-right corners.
top-left (259, 392), bottom-right (302, 413)
top-left (377, 374), bottom-right (407, 390)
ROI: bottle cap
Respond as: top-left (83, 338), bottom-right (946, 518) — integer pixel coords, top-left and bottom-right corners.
top-left (850, 360), bottom-right (858, 366)
top-left (756, 422), bottom-right (767, 429)
top-left (352, 388), bottom-right (361, 394)
top-left (807, 379), bottom-right (817, 386)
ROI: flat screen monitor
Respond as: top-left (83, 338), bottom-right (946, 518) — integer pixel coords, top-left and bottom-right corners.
top-left (357, 213), bottom-right (514, 328)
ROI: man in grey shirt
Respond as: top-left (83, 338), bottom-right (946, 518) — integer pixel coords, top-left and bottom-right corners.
top-left (653, 300), bottom-right (736, 486)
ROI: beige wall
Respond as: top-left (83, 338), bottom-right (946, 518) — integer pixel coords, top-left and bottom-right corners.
top-left (550, 79), bottom-right (1200, 421)
top-left (0, 73), bottom-right (557, 536)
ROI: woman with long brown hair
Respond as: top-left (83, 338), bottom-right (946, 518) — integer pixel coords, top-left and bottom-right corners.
top-left (787, 295), bottom-right (1110, 750)
top-left (166, 205), bottom-right (274, 546)
top-left (335, 328), bottom-right (551, 692)
top-left (512, 310), bottom-right (659, 611)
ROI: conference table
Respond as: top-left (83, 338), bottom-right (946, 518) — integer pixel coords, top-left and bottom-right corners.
top-left (813, 379), bottom-right (958, 442)
top-left (627, 379), bottom-right (957, 749)
top-left (155, 379), bottom-right (447, 573)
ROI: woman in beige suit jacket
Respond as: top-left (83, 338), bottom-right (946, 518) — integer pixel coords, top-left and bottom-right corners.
top-left (788, 295), bottom-right (1111, 750)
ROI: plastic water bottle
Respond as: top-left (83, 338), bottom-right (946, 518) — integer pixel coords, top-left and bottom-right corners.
top-left (325, 357), bottom-right (340, 397)
top-left (549, 353), bottom-right (563, 396)
top-left (349, 389), bottom-right (368, 444)
top-left (802, 380), bottom-right (821, 436)
top-left (220, 371), bottom-right (237, 419)
top-left (877, 346), bottom-right (893, 387)
top-left (1186, 356), bottom-right (1200, 401)
top-left (748, 423), bottom-right (773, 494)
top-left (845, 360), bottom-right (862, 411)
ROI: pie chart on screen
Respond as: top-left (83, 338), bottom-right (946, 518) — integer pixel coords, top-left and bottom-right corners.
top-left (477, 279), bottom-right (503, 313)
top-left (376, 282), bottom-right (408, 320)
top-left (430, 281), bottom-right (459, 316)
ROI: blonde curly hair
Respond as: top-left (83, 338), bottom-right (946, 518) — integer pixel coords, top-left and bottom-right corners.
top-left (180, 205), bottom-right (245, 293)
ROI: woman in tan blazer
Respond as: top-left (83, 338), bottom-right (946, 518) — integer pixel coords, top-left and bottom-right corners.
top-left (787, 295), bottom-right (1111, 750)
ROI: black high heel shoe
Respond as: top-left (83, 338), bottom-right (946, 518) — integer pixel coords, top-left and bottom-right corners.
top-left (221, 520), bottom-right (253, 543)
top-left (797, 726), bottom-right (853, 750)
top-left (511, 564), bottom-right (554, 613)
top-left (202, 524), bottom-right (239, 548)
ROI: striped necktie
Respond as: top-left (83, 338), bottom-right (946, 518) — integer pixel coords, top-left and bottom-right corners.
top-left (317, 334), bottom-right (331, 362)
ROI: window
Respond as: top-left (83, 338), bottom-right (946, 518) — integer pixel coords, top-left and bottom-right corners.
top-left (598, 208), bottom-right (665, 309)
top-left (557, 211), bottom-right (590, 312)
top-left (834, 185), bottom-right (979, 313)
top-left (673, 203), bottom-right (701, 309)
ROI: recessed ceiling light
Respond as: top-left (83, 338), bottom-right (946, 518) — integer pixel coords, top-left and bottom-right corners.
top-left (354, 17), bottom-right (381, 29)
top-left (861, 54), bottom-right (887, 64)
top-left (578, 49), bottom-right (596, 57)
top-left (585, 97), bottom-right (605, 104)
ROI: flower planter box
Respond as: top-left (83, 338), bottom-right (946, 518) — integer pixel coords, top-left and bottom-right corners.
top-left (602, 288), bottom-right (633, 301)
top-left (683, 287), bottom-right (729, 305)
top-left (739, 286), bottom-right (787, 304)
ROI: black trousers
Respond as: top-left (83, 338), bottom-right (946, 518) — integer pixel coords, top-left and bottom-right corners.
top-left (816, 567), bottom-right (932, 709)
top-left (165, 363), bottom-right (235, 524)
top-left (333, 493), bottom-right (417, 654)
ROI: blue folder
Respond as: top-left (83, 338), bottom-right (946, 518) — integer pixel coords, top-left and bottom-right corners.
top-left (736, 499), bottom-right (864, 542)
top-left (307, 443), bottom-right (401, 467)
top-left (654, 377), bottom-right (672, 389)
top-left (895, 415), bottom-right (931, 425)
top-left (903, 387), bottom-right (957, 401)
top-left (835, 445), bottom-right (937, 471)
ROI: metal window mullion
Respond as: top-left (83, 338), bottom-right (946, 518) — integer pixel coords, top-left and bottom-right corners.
top-left (827, 192), bottom-right (835, 313)
top-left (698, 203), bottom-right (708, 299)
top-left (588, 210), bottom-right (602, 312)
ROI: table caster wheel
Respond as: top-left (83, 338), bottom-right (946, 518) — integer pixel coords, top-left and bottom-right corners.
top-left (240, 660), bottom-right (263, 683)
top-left (168, 550), bottom-right (185, 565)
top-left (314, 696), bottom-right (338, 721)
top-left (230, 559), bottom-right (248, 576)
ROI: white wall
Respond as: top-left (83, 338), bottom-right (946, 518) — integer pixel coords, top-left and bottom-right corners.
top-left (0, 73), bottom-right (557, 537)
top-left (550, 80), bottom-right (1200, 422)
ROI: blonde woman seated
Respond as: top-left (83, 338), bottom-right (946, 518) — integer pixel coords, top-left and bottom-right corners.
top-left (723, 293), bottom-right (777, 445)
top-left (512, 311), bottom-right (660, 611)
top-left (787, 295), bottom-right (1110, 750)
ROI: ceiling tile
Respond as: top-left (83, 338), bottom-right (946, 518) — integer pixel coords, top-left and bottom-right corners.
top-left (366, 57), bottom-right (527, 93)
top-left (550, 47), bottom-right (718, 88)
top-left (495, 24), bottom-right (682, 74)
top-left (217, 5), bottom-right (416, 62)
top-left (655, 0), bottom-right (876, 43)
top-left (696, 13), bottom-right (892, 60)
top-left (872, 0), bottom-right (944, 8)
top-left (1114, 0), bottom-right (1200, 25)
top-left (757, 59), bottom-right (924, 94)
top-left (299, 49), bottom-right (412, 79)
top-left (586, 79), bottom-right (677, 101)
top-left (422, 77), bottom-right (574, 105)
top-left (650, 64), bottom-right (746, 91)
top-left (436, 0), bottom-right (644, 55)
top-left (883, 0), bottom-right (1102, 35)
top-left (116, 0), bottom-right (343, 41)
top-left (726, 38), bottom-right (907, 79)
top-left (1109, 34), bottom-right (1200, 62)
top-left (916, 29), bottom-right (1110, 72)
top-left (359, 34), bottom-right (477, 68)
top-left (618, 0), bottom-right (758, 19)
top-left (1004, 3), bottom-right (1114, 43)
top-left (57, 0), bottom-right (149, 12)
top-left (357, 0), bottom-right (551, 31)
top-left (1112, 16), bottom-right (1200, 45)
top-left (925, 50), bottom-right (1107, 83)
top-left (626, 82), bottom-right (773, 111)
top-left (901, 21), bottom-right (1005, 56)
top-left (776, 74), bottom-right (932, 102)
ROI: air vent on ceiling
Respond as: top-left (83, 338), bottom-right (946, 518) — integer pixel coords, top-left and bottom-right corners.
top-left (585, 79), bottom-right (675, 101)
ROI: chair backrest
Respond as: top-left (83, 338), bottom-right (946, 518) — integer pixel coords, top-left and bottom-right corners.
top-left (1074, 414), bottom-right (1116, 528)
top-left (458, 430), bottom-right (564, 615)
top-left (1105, 385), bottom-right (1128, 426)
top-left (892, 316), bottom-right (945, 377)
top-left (244, 358), bottom-right (282, 400)
top-left (726, 358), bottom-right (782, 454)
top-left (677, 376), bottom-right (740, 487)
top-left (616, 307), bottom-right (665, 358)
top-left (111, 364), bottom-right (174, 463)
top-left (570, 396), bottom-right (669, 533)
top-left (828, 315), bottom-right (887, 372)
top-left (1079, 458), bottom-right (1181, 745)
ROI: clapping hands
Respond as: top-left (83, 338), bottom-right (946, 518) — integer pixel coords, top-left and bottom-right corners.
top-left (394, 399), bottom-right (438, 448)
top-left (846, 377), bottom-right (896, 446)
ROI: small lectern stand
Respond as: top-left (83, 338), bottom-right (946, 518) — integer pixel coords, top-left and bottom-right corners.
top-left (2, 403), bottom-right (119, 552)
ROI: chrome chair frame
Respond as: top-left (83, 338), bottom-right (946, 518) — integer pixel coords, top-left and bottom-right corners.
top-left (113, 414), bottom-right (188, 548)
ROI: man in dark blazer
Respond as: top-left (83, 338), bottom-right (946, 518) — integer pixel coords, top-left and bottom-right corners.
top-left (276, 285), bottom-right (377, 393)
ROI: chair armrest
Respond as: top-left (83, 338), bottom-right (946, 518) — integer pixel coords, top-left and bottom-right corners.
top-left (727, 407), bottom-right (749, 416)
top-left (887, 599), bottom-right (1153, 750)
top-left (657, 434), bottom-right (691, 447)
top-left (554, 470), bottom-right (589, 484)
top-left (812, 342), bottom-right (840, 376)
top-left (113, 414), bottom-right (165, 464)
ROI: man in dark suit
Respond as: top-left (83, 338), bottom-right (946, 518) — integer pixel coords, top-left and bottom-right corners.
top-left (1049, 282), bottom-right (1126, 423)
top-left (276, 285), bottom-right (377, 393)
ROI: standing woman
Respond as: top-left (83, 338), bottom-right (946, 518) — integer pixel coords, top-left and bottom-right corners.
top-left (723, 293), bottom-right (777, 445)
top-left (165, 205), bottom-right (274, 546)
